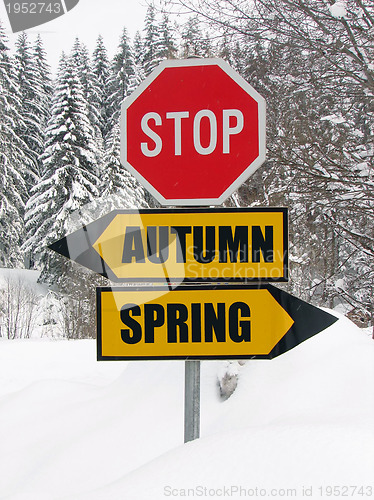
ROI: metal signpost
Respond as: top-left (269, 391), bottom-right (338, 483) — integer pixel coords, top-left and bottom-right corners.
top-left (49, 58), bottom-right (338, 445)
top-left (184, 360), bottom-right (200, 443)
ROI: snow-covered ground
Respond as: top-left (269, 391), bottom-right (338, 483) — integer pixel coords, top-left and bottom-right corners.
top-left (0, 312), bottom-right (373, 499)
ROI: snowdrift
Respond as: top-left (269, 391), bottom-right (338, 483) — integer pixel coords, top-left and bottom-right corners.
top-left (0, 312), bottom-right (373, 499)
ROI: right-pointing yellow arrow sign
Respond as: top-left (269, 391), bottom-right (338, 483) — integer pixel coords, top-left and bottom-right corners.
top-left (97, 285), bottom-right (337, 360)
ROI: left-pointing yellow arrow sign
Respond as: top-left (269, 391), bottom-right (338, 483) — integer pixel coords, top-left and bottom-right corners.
top-left (49, 208), bottom-right (288, 283)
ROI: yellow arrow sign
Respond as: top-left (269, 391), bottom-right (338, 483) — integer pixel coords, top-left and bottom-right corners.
top-left (97, 285), bottom-right (338, 360)
top-left (97, 285), bottom-right (297, 359)
top-left (89, 208), bottom-right (288, 282)
top-left (48, 209), bottom-right (288, 282)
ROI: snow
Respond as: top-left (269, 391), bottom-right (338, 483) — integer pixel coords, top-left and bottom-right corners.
top-left (0, 312), bottom-right (373, 499)
top-left (355, 162), bottom-right (370, 177)
top-left (329, 1), bottom-right (348, 19)
top-left (0, 268), bottom-right (45, 294)
top-left (334, 278), bottom-right (345, 290)
top-left (0, 339), bottom-right (123, 397)
top-left (320, 113), bottom-right (346, 124)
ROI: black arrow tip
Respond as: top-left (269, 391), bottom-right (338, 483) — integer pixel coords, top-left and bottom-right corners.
top-left (48, 236), bottom-right (70, 259)
top-left (265, 285), bottom-right (339, 359)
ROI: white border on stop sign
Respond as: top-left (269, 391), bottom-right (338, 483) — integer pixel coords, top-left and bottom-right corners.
top-left (120, 57), bottom-right (266, 206)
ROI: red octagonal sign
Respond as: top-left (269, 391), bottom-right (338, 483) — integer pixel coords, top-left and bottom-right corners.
top-left (120, 58), bottom-right (266, 205)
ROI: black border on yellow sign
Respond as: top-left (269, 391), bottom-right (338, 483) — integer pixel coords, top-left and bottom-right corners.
top-left (96, 284), bottom-right (338, 361)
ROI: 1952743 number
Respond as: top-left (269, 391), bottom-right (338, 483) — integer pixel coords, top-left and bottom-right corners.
top-left (318, 486), bottom-right (373, 497)
top-left (5, 3), bottom-right (62, 14)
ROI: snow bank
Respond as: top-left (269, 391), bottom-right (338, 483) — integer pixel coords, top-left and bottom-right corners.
top-left (0, 339), bottom-right (123, 397)
top-left (0, 268), bottom-right (46, 295)
top-left (0, 313), bottom-right (373, 499)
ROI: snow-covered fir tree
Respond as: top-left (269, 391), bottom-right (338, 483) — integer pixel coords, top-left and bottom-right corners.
top-left (14, 32), bottom-right (45, 188)
top-left (0, 24), bottom-right (32, 266)
top-left (218, 35), bottom-right (234, 66)
top-left (92, 35), bottom-right (112, 141)
top-left (106, 28), bottom-right (138, 130)
top-left (133, 31), bottom-right (144, 67)
top-left (181, 16), bottom-right (209, 58)
top-left (101, 121), bottom-right (146, 210)
top-left (69, 38), bottom-right (105, 186)
top-left (32, 34), bottom-right (52, 138)
top-left (142, 3), bottom-right (163, 76)
top-left (23, 54), bottom-right (101, 276)
top-left (70, 39), bottom-right (101, 135)
top-left (159, 13), bottom-right (177, 60)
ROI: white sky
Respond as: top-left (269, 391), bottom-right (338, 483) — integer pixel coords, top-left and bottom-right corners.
top-left (0, 0), bottom-right (149, 73)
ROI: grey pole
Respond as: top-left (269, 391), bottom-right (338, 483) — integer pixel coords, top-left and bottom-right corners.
top-left (184, 360), bottom-right (200, 443)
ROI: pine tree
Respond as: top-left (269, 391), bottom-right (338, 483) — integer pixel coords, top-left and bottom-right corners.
top-left (181, 17), bottom-right (206, 58)
top-left (23, 55), bottom-right (101, 274)
top-left (70, 38), bottom-right (105, 186)
top-left (70, 38), bottom-right (101, 134)
top-left (231, 42), bottom-right (247, 76)
top-left (200, 33), bottom-right (212, 57)
top-left (106, 28), bottom-right (137, 130)
top-left (142, 3), bottom-right (163, 76)
top-left (33, 34), bottom-right (52, 139)
top-left (14, 32), bottom-right (45, 188)
top-left (0, 24), bottom-right (31, 266)
top-left (133, 31), bottom-right (144, 68)
top-left (218, 35), bottom-right (233, 65)
top-left (92, 35), bottom-right (111, 141)
top-left (101, 121), bottom-right (146, 210)
top-left (126, 73), bottom-right (141, 97)
top-left (159, 14), bottom-right (177, 60)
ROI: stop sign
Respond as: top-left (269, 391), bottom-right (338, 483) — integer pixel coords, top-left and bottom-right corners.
top-left (120, 58), bottom-right (266, 206)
